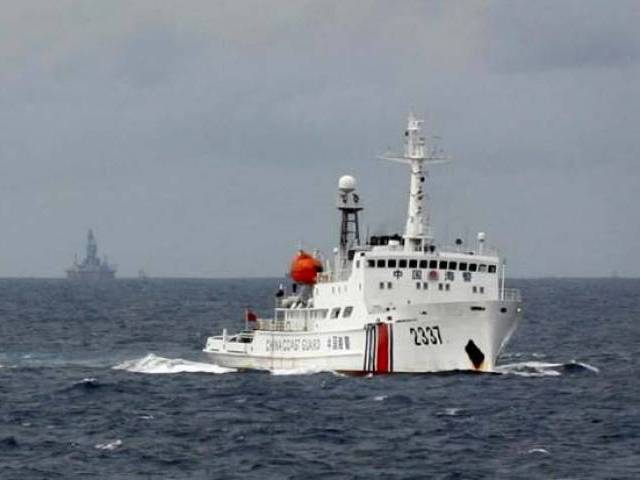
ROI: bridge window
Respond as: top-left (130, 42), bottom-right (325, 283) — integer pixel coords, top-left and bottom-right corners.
top-left (388, 259), bottom-right (397, 268)
top-left (479, 264), bottom-right (487, 272)
top-left (459, 262), bottom-right (468, 271)
top-left (330, 308), bottom-right (341, 319)
top-left (367, 260), bottom-right (375, 268)
top-left (439, 261), bottom-right (447, 269)
top-left (409, 259), bottom-right (418, 268)
top-left (449, 261), bottom-right (457, 270)
top-left (488, 265), bottom-right (497, 273)
top-left (469, 263), bottom-right (478, 272)
top-left (377, 259), bottom-right (386, 268)
top-left (399, 259), bottom-right (407, 268)
top-left (429, 260), bottom-right (438, 269)
top-left (343, 306), bottom-right (353, 318)
top-left (419, 260), bottom-right (427, 268)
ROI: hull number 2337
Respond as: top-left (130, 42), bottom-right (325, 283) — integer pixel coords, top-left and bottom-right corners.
top-left (410, 326), bottom-right (443, 346)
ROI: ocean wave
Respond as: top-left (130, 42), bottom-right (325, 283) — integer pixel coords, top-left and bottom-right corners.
top-left (527, 447), bottom-right (550, 455)
top-left (495, 360), bottom-right (599, 377)
top-left (0, 436), bottom-right (19, 448)
top-left (113, 353), bottom-right (235, 375)
top-left (95, 439), bottom-right (122, 451)
top-left (63, 377), bottom-right (105, 392)
top-left (269, 366), bottom-right (343, 376)
top-left (436, 407), bottom-right (462, 416)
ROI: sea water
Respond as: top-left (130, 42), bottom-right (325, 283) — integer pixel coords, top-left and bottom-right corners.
top-left (0, 278), bottom-right (638, 479)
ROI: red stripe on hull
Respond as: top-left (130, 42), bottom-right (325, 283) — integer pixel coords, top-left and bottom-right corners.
top-left (376, 324), bottom-right (390, 373)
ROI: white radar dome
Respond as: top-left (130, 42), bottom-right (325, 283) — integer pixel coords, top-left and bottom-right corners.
top-left (338, 175), bottom-right (357, 192)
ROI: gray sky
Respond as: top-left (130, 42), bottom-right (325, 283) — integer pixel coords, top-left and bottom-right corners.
top-left (0, 0), bottom-right (638, 278)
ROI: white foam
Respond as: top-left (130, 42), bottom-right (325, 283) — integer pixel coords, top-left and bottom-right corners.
top-left (373, 395), bottom-right (387, 401)
top-left (269, 366), bottom-right (337, 376)
top-left (495, 361), bottom-right (564, 377)
top-left (495, 360), bottom-right (599, 377)
top-left (442, 407), bottom-right (461, 416)
top-left (95, 439), bottom-right (122, 450)
top-left (527, 447), bottom-right (550, 455)
top-left (113, 354), bottom-right (235, 375)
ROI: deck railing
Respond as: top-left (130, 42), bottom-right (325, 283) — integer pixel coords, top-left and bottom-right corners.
top-left (316, 269), bottom-right (351, 283)
top-left (255, 317), bottom-right (307, 332)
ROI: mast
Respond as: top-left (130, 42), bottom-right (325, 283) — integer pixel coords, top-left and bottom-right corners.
top-left (336, 175), bottom-right (363, 270)
top-left (380, 113), bottom-right (449, 251)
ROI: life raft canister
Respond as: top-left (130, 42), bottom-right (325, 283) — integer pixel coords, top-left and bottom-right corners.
top-left (428, 270), bottom-right (439, 281)
top-left (290, 251), bottom-right (323, 284)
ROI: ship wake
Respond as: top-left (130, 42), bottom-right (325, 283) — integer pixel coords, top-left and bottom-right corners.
top-left (495, 360), bottom-right (599, 377)
top-left (113, 353), bottom-right (236, 375)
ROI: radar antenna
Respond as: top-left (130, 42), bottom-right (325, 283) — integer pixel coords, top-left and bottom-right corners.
top-left (379, 113), bottom-right (450, 251)
top-left (336, 175), bottom-right (363, 270)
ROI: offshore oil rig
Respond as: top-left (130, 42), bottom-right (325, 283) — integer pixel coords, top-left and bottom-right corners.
top-left (66, 230), bottom-right (117, 280)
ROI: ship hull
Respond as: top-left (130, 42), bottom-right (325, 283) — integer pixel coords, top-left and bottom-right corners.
top-left (203, 300), bottom-right (521, 373)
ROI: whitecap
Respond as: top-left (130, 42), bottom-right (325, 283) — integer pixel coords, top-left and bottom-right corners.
top-left (570, 361), bottom-right (599, 373)
top-left (442, 407), bottom-right (461, 416)
top-left (113, 353), bottom-right (235, 374)
top-left (373, 395), bottom-right (387, 401)
top-left (95, 439), bottom-right (122, 450)
top-left (527, 447), bottom-right (550, 455)
top-left (269, 366), bottom-right (337, 376)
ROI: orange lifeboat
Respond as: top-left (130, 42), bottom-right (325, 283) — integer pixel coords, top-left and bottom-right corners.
top-left (290, 251), bottom-right (323, 285)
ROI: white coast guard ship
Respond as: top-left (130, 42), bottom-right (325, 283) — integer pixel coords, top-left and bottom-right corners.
top-left (204, 114), bottom-right (522, 373)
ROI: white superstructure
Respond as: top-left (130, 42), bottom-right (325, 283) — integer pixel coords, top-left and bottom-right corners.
top-left (204, 114), bottom-right (522, 373)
